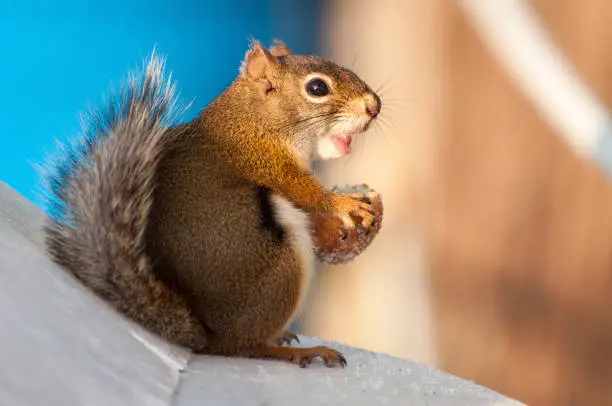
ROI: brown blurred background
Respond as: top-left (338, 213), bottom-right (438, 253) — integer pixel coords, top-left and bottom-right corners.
top-left (298, 1), bottom-right (612, 405)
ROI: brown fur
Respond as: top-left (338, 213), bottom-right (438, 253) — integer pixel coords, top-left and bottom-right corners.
top-left (44, 40), bottom-right (380, 366)
top-left (205, 41), bottom-right (379, 221)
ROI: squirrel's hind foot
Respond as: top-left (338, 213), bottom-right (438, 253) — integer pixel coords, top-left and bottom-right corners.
top-left (262, 345), bottom-right (347, 368)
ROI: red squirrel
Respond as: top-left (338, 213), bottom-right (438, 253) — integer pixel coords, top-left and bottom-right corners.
top-left (44, 39), bottom-right (381, 368)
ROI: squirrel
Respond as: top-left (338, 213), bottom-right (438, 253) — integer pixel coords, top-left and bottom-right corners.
top-left (43, 39), bottom-right (381, 368)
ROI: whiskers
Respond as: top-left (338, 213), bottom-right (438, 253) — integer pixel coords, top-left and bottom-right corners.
top-left (369, 67), bottom-right (416, 145)
top-left (276, 111), bottom-right (348, 148)
top-left (276, 111), bottom-right (339, 134)
top-left (374, 66), bottom-right (414, 114)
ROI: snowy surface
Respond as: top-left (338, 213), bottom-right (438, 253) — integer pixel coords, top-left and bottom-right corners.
top-left (0, 181), bottom-right (524, 405)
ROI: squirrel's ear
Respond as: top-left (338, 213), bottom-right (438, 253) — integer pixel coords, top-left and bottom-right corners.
top-left (269, 39), bottom-right (293, 57)
top-left (240, 39), bottom-right (279, 81)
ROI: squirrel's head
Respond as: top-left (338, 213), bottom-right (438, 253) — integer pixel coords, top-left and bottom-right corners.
top-left (237, 39), bottom-right (381, 163)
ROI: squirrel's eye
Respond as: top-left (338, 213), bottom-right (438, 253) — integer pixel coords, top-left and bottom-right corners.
top-left (305, 78), bottom-right (330, 97)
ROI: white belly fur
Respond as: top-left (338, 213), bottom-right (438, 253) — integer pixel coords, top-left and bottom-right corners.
top-left (269, 194), bottom-right (315, 330)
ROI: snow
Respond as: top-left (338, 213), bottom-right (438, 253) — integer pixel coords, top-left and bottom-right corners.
top-left (0, 181), bottom-right (523, 406)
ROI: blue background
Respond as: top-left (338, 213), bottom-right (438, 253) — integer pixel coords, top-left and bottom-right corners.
top-left (0, 0), bottom-right (321, 209)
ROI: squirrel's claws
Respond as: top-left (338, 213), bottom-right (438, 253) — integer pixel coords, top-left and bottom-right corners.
top-left (274, 331), bottom-right (300, 346)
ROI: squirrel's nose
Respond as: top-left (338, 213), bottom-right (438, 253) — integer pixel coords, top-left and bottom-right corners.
top-left (363, 92), bottom-right (381, 118)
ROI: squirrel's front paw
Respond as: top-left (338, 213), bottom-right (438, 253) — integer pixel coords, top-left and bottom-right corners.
top-left (313, 184), bottom-right (383, 265)
top-left (330, 193), bottom-right (376, 229)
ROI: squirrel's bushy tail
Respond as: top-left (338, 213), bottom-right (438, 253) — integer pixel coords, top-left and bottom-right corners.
top-left (43, 52), bottom-right (208, 350)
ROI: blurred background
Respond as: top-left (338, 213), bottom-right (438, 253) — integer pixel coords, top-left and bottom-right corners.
top-left (3, 1), bottom-right (612, 405)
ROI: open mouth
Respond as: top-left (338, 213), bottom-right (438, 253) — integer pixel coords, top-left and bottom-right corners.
top-left (331, 120), bottom-right (368, 155)
top-left (333, 134), bottom-right (353, 155)
top-left (317, 117), bottom-right (373, 160)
